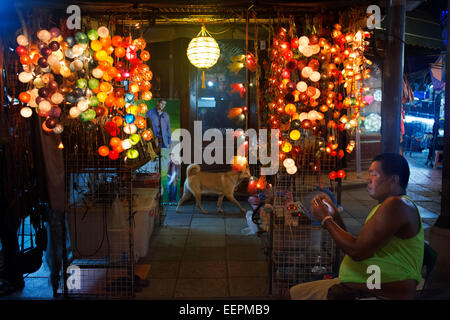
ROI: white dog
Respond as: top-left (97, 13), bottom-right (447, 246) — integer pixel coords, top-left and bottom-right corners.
top-left (176, 164), bottom-right (251, 214)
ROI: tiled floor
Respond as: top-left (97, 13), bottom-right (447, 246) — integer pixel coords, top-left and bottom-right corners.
top-left (135, 200), bottom-right (271, 299)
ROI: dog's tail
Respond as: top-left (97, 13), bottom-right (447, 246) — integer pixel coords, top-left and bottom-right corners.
top-left (186, 164), bottom-right (201, 177)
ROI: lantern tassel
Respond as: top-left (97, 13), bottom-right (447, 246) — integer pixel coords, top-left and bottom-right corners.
top-left (202, 70), bottom-right (206, 88)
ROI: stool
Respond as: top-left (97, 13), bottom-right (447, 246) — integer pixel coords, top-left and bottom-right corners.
top-left (434, 151), bottom-right (443, 168)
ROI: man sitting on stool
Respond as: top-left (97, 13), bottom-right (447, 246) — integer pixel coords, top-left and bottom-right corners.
top-left (289, 153), bottom-right (424, 300)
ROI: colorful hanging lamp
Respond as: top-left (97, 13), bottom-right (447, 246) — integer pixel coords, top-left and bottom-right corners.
top-left (187, 25), bottom-right (220, 88)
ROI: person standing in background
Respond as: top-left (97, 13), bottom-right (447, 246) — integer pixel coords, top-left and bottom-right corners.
top-left (147, 99), bottom-right (172, 149)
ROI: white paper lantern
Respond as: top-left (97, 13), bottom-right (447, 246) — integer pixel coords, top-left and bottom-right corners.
top-left (299, 36), bottom-right (309, 47)
top-left (20, 107), bottom-right (33, 118)
top-left (92, 68), bottom-right (104, 79)
top-left (37, 29), bottom-right (51, 42)
top-left (38, 100), bottom-right (51, 113)
top-left (18, 72), bottom-right (33, 83)
top-left (307, 110), bottom-right (319, 121)
top-left (65, 48), bottom-right (75, 59)
top-left (121, 139), bottom-right (132, 150)
top-left (16, 35), bottom-right (29, 46)
top-left (301, 66), bottom-right (313, 78)
top-left (286, 165), bottom-right (298, 175)
top-left (299, 112), bottom-right (308, 122)
top-left (97, 26), bottom-right (109, 38)
top-left (50, 92), bottom-right (64, 105)
top-left (77, 99), bottom-right (89, 112)
top-left (311, 45), bottom-right (321, 54)
top-left (123, 124), bottom-right (137, 134)
top-left (283, 158), bottom-right (295, 169)
top-left (71, 44), bottom-right (85, 57)
top-left (296, 81), bottom-right (307, 92)
top-left (70, 60), bottom-right (84, 71)
top-left (47, 54), bottom-right (60, 67)
top-left (302, 46), bottom-right (314, 57)
top-left (53, 124), bottom-right (64, 134)
top-left (69, 107), bottom-right (81, 118)
top-left (309, 71), bottom-right (321, 82)
top-left (313, 88), bottom-right (321, 100)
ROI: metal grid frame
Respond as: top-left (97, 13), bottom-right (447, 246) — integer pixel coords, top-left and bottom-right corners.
top-left (267, 149), bottom-right (339, 297)
top-left (62, 155), bottom-right (136, 299)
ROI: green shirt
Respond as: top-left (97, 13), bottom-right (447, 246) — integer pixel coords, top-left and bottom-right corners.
top-left (338, 195), bottom-right (424, 284)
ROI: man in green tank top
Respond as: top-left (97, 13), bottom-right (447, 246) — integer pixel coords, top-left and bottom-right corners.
top-left (289, 153), bottom-right (424, 300)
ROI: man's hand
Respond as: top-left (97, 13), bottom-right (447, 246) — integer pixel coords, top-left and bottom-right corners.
top-left (311, 194), bottom-right (335, 222)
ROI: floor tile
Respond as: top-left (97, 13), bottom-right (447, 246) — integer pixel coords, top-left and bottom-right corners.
top-left (163, 215), bottom-right (192, 226)
top-left (135, 278), bottom-right (177, 299)
top-left (186, 234), bottom-right (226, 247)
top-left (174, 278), bottom-right (228, 298)
top-left (150, 234), bottom-right (187, 247)
top-left (227, 246), bottom-right (267, 261)
top-left (147, 261), bottom-right (180, 279)
top-left (191, 217), bottom-right (225, 227)
top-left (226, 235), bottom-right (262, 247)
top-left (229, 277), bottom-right (269, 297)
top-left (178, 261), bottom-right (227, 278)
top-left (228, 261), bottom-right (269, 278)
top-left (189, 225), bottom-right (225, 236)
top-left (183, 247), bottom-right (227, 261)
top-left (153, 225), bottom-right (190, 236)
top-left (145, 246), bottom-right (184, 261)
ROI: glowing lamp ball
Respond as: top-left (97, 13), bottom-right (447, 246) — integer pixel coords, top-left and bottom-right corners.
top-left (121, 139), bottom-right (132, 150)
top-left (289, 129), bottom-right (301, 141)
top-left (281, 141), bottom-right (292, 153)
top-left (87, 29), bottom-right (99, 41)
top-left (329, 171), bottom-right (337, 180)
top-left (69, 107), bottom-right (80, 118)
top-left (124, 93), bottom-right (135, 103)
top-left (88, 78), bottom-right (99, 90)
top-left (129, 133), bottom-right (141, 145)
top-left (142, 91), bottom-right (153, 101)
top-left (108, 150), bottom-right (119, 160)
top-left (301, 119), bottom-right (312, 129)
top-left (77, 99), bottom-right (89, 112)
top-left (284, 104), bottom-right (296, 115)
top-left (45, 118), bottom-right (57, 129)
top-left (79, 109), bottom-right (96, 122)
top-left (187, 26), bottom-right (220, 87)
top-left (98, 145), bottom-right (110, 157)
top-left (20, 107), bottom-right (33, 118)
top-left (53, 124), bottom-right (64, 134)
top-left (126, 149), bottom-right (139, 159)
top-left (309, 71), bottom-right (321, 82)
top-left (38, 100), bottom-right (51, 113)
top-left (140, 50), bottom-right (150, 61)
top-left (19, 92), bottom-right (31, 103)
top-left (142, 129), bottom-right (153, 141)
top-left (283, 158), bottom-right (295, 169)
top-left (18, 72), bottom-right (33, 83)
top-left (296, 81), bottom-right (307, 92)
top-left (37, 29), bottom-right (51, 42)
top-left (16, 35), bottom-right (29, 46)
top-left (110, 137), bottom-right (121, 148)
top-left (123, 124), bottom-right (137, 134)
top-left (286, 165), bottom-right (298, 175)
top-left (89, 96), bottom-right (100, 107)
top-left (125, 113), bottom-right (135, 124)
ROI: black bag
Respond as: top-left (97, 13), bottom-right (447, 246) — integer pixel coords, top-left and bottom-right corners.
top-left (16, 204), bottom-right (48, 275)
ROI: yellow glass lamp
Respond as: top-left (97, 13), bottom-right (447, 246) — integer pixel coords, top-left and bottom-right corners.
top-left (187, 25), bottom-right (220, 88)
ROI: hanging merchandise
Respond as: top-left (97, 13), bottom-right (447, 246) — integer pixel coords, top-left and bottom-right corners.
top-left (14, 25), bottom-right (155, 161)
top-left (187, 25), bottom-right (220, 88)
top-left (259, 19), bottom-right (371, 180)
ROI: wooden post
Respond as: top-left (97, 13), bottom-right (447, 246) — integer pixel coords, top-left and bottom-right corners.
top-left (381, 0), bottom-right (406, 154)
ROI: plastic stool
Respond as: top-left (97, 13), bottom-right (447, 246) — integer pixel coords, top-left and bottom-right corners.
top-left (434, 151), bottom-right (443, 168)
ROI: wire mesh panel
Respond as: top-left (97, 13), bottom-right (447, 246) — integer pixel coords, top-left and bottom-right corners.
top-left (63, 156), bottom-right (135, 298)
top-left (269, 150), bottom-right (338, 297)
